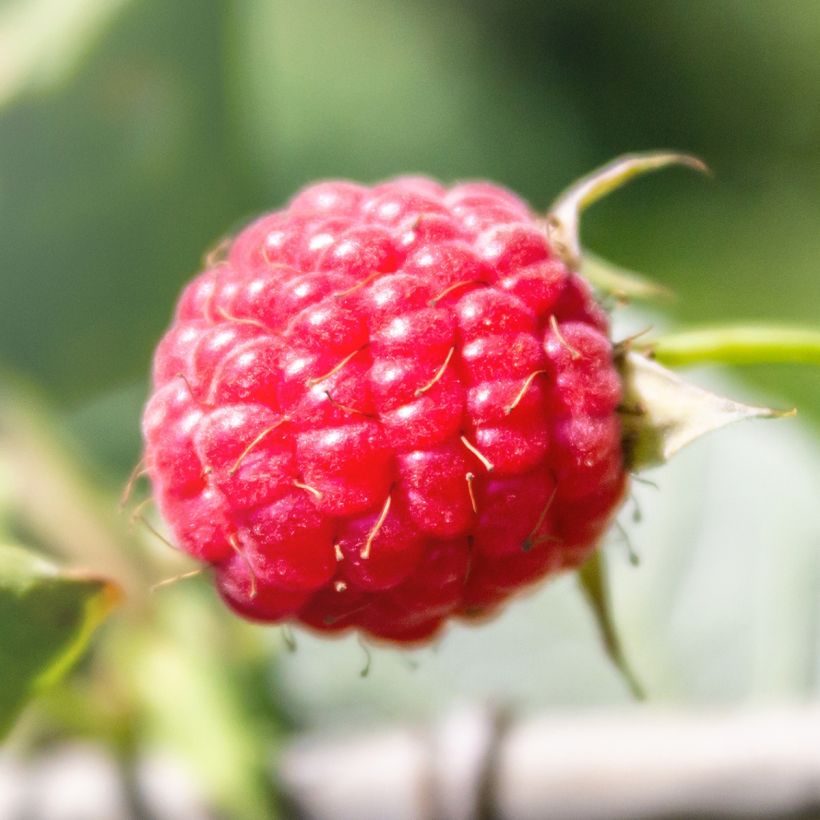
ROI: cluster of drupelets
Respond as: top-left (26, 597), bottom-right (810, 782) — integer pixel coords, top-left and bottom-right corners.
top-left (140, 177), bottom-right (627, 644)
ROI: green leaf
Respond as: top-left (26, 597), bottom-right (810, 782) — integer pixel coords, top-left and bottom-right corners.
top-left (117, 590), bottom-right (281, 819)
top-left (0, 543), bottom-right (120, 736)
top-left (0, 0), bottom-right (129, 107)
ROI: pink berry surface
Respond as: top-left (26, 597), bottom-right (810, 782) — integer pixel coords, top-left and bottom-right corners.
top-left (142, 176), bottom-right (627, 645)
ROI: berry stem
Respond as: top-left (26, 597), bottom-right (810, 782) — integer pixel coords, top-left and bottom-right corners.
top-left (577, 550), bottom-right (645, 701)
top-left (639, 324), bottom-right (820, 368)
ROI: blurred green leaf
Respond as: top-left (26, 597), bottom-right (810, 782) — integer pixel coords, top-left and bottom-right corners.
top-left (0, 0), bottom-right (256, 404)
top-left (232, 0), bottom-right (591, 196)
top-left (116, 589), bottom-right (282, 819)
top-left (0, 0), bottom-right (129, 107)
top-left (607, 367), bottom-right (820, 702)
top-left (0, 542), bottom-right (120, 736)
top-left (0, 369), bottom-right (148, 597)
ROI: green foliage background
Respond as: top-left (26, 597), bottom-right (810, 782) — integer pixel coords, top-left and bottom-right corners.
top-left (0, 0), bottom-right (818, 815)
top-left (3, 0), bottom-right (819, 429)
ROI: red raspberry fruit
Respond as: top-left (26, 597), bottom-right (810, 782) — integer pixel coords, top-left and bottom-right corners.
top-left (142, 176), bottom-right (626, 645)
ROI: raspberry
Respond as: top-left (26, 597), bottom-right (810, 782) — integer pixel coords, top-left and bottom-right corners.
top-left (142, 175), bottom-right (627, 645)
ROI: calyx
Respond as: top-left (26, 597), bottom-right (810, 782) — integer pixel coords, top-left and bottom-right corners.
top-left (546, 152), bottom-right (789, 471)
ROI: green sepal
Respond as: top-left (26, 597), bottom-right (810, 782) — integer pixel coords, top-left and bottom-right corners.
top-left (548, 151), bottom-right (709, 270)
top-left (618, 351), bottom-right (792, 471)
top-left (577, 550), bottom-right (645, 700)
top-left (581, 250), bottom-right (675, 303)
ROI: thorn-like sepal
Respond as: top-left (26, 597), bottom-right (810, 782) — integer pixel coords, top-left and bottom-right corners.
top-left (547, 151), bottom-right (709, 270)
top-left (618, 351), bottom-right (791, 471)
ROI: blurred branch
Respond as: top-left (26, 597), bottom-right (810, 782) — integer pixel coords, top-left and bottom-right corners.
top-left (0, 375), bottom-right (147, 600)
top-left (278, 705), bottom-right (820, 820)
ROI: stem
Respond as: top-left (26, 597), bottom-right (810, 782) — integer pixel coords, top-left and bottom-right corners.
top-left (640, 324), bottom-right (820, 368)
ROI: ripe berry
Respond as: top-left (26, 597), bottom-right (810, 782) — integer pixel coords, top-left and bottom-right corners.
top-left (142, 174), bottom-right (627, 645)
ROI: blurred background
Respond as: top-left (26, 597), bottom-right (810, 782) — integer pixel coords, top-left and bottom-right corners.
top-left (0, 1), bottom-right (819, 817)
